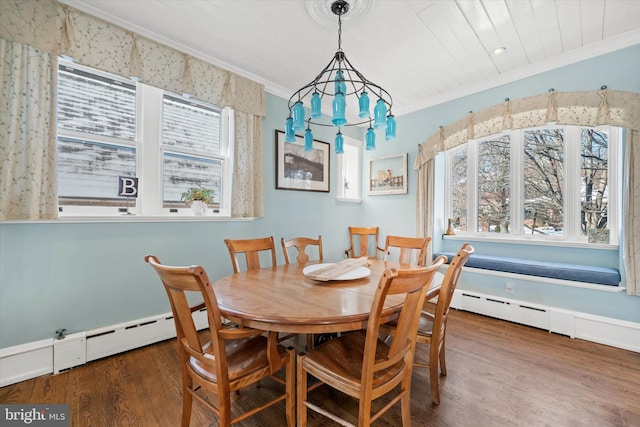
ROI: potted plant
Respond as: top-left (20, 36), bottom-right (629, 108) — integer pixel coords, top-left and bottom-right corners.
top-left (181, 185), bottom-right (214, 215)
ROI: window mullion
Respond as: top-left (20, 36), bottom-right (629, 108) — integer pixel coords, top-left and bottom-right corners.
top-left (467, 140), bottom-right (478, 233)
top-left (511, 129), bottom-right (523, 236)
top-left (137, 84), bottom-right (164, 215)
top-left (607, 127), bottom-right (619, 245)
top-left (565, 126), bottom-right (581, 241)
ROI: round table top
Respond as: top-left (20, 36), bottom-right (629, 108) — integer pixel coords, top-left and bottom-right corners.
top-left (212, 260), bottom-right (442, 334)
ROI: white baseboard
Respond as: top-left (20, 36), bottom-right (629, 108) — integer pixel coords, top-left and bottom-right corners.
top-left (0, 307), bottom-right (209, 387)
top-left (453, 289), bottom-right (640, 353)
top-left (0, 338), bottom-right (53, 387)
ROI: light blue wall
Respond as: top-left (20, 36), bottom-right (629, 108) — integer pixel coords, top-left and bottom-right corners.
top-left (1, 45), bottom-right (639, 349)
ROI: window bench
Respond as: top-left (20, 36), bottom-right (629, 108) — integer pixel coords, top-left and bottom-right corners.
top-left (434, 252), bottom-right (622, 290)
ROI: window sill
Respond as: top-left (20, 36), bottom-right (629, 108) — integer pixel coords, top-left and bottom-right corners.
top-left (1, 216), bottom-right (256, 224)
top-left (442, 234), bottom-right (619, 250)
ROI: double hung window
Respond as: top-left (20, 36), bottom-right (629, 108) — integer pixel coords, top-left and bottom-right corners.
top-left (56, 60), bottom-right (232, 217)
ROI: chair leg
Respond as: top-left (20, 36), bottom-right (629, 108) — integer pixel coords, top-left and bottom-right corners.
top-left (439, 337), bottom-right (447, 376)
top-left (218, 388), bottom-right (232, 427)
top-left (306, 333), bottom-right (313, 351)
top-left (181, 376), bottom-right (193, 427)
top-left (285, 349), bottom-right (295, 427)
top-left (430, 365), bottom-right (440, 405)
top-left (297, 354), bottom-right (308, 427)
top-left (429, 345), bottom-right (440, 405)
top-left (181, 382), bottom-right (193, 427)
top-left (400, 378), bottom-right (412, 427)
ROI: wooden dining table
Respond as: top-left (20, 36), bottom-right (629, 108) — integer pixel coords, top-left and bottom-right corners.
top-left (212, 260), bottom-right (443, 335)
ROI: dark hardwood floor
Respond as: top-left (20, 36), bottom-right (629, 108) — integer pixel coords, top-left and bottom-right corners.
top-left (2, 309), bottom-right (639, 426)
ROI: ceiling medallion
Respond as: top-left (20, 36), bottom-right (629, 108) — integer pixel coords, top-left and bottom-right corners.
top-left (305, 0), bottom-right (375, 27)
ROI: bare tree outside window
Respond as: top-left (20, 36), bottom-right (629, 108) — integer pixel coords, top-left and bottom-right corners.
top-left (523, 129), bottom-right (565, 235)
top-left (581, 129), bottom-right (609, 236)
top-left (446, 125), bottom-right (618, 243)
top-left (450, 148), bottom-right (468, 232)
top-left (477, 135), bottom-right (510, 233)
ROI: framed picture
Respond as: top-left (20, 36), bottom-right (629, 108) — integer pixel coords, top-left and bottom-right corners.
top-left (275, 130), bottom-right (330, 192)
top-left (368, 153), bottom-right (408, 195)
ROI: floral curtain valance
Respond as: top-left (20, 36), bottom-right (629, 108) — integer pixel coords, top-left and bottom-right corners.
top-left (0, 0), bottom-right (266, 117)
top-left (415, 89), bottom-right (640, 168)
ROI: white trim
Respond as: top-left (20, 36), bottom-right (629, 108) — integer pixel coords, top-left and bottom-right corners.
top-left (0, 216), bottom-right (256, 224)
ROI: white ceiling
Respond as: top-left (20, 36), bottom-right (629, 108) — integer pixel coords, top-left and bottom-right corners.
top-left (60, 0), bottom-right (640, 117)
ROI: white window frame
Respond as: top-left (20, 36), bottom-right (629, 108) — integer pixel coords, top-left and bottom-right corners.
top-left (336, 135), bottom-right (362, 202)
top-left (444, 125), bottom-right (621, 246)
top-left (57, 59), bottom-right (233, 218)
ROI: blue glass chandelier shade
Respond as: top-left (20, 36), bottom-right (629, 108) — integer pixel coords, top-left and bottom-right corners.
top-left (310, 92), bottom-right (322, 118)
top-left (331, 92), bottom-right (347, 126)
top-left (385, 114), bottom-right (396, 141)
top-left (365, 126), bottom-right (376, 150)
top-left (291, 101), bottom-right (305, 131)
top-left (335, 131), bottom-right (344, 154)
top-left (284, 0), bottom-right (395, 154)
top-left (284, 117), bottom-right (296, 142)
top-left (358, 91), bottom-right (370, 118)
top-left (304, 128), bottom-right (314, 151)
top-left (373, 99), bottom-right (387, 129)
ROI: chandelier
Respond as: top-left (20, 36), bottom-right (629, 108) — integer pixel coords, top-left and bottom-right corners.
top-left (284, 0), bottom-right (396, 154)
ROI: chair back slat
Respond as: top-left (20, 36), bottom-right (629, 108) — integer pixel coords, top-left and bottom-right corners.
top-left (346, 226), bottom-right (383, 260)
top-left (384, 235), bottom-right (432, 266)
top-left (281, 236), bottom-right (323, 265)
top-left (224, 236), bottom-right (277, 272)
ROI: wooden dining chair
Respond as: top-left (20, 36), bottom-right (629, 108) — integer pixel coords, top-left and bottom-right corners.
top-left (225, 236), bottom-right (294, 344)
top-left (344, 226), bottom-right (384, 260)
top-left (224, 236), bottom-right (277, 273)
top-left (144, 255), bottom-right (295, 427)
top-left (281, 235), bottom-right (323, 265)
top-left (383, 235), bottom-right (432, 266)
top-left (297, 257), bottom-right (445, 426)
top-left (380, 243), bottom-right (474, 405)
top-left (280, 235), bottom-right (323, 349)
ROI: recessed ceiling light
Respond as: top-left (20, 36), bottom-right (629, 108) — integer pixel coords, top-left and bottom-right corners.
top-left (492, 46), bottom-right (507, 55)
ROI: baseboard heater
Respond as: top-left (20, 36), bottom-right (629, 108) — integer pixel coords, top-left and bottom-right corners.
top-left (0, 308), bottom-right (208, 387)
top-left (450, 289), bottom-right (640, 353)
top-left (2, 295), bottom-right (638, 387)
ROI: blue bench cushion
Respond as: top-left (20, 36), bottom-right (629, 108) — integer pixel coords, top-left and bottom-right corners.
top-left (434, 252), bottom-right (621, 286)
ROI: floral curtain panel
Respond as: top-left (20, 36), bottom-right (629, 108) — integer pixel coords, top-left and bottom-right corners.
top-left (0, 0), bottom-right (266, 220)
top-left (415, 89), bottom-right (640, 296)
top-left (0, 39), bottom-right (58, 220)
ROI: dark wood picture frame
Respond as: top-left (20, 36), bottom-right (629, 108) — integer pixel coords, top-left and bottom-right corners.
top-left (275, 130), bottom-right (330, 192)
